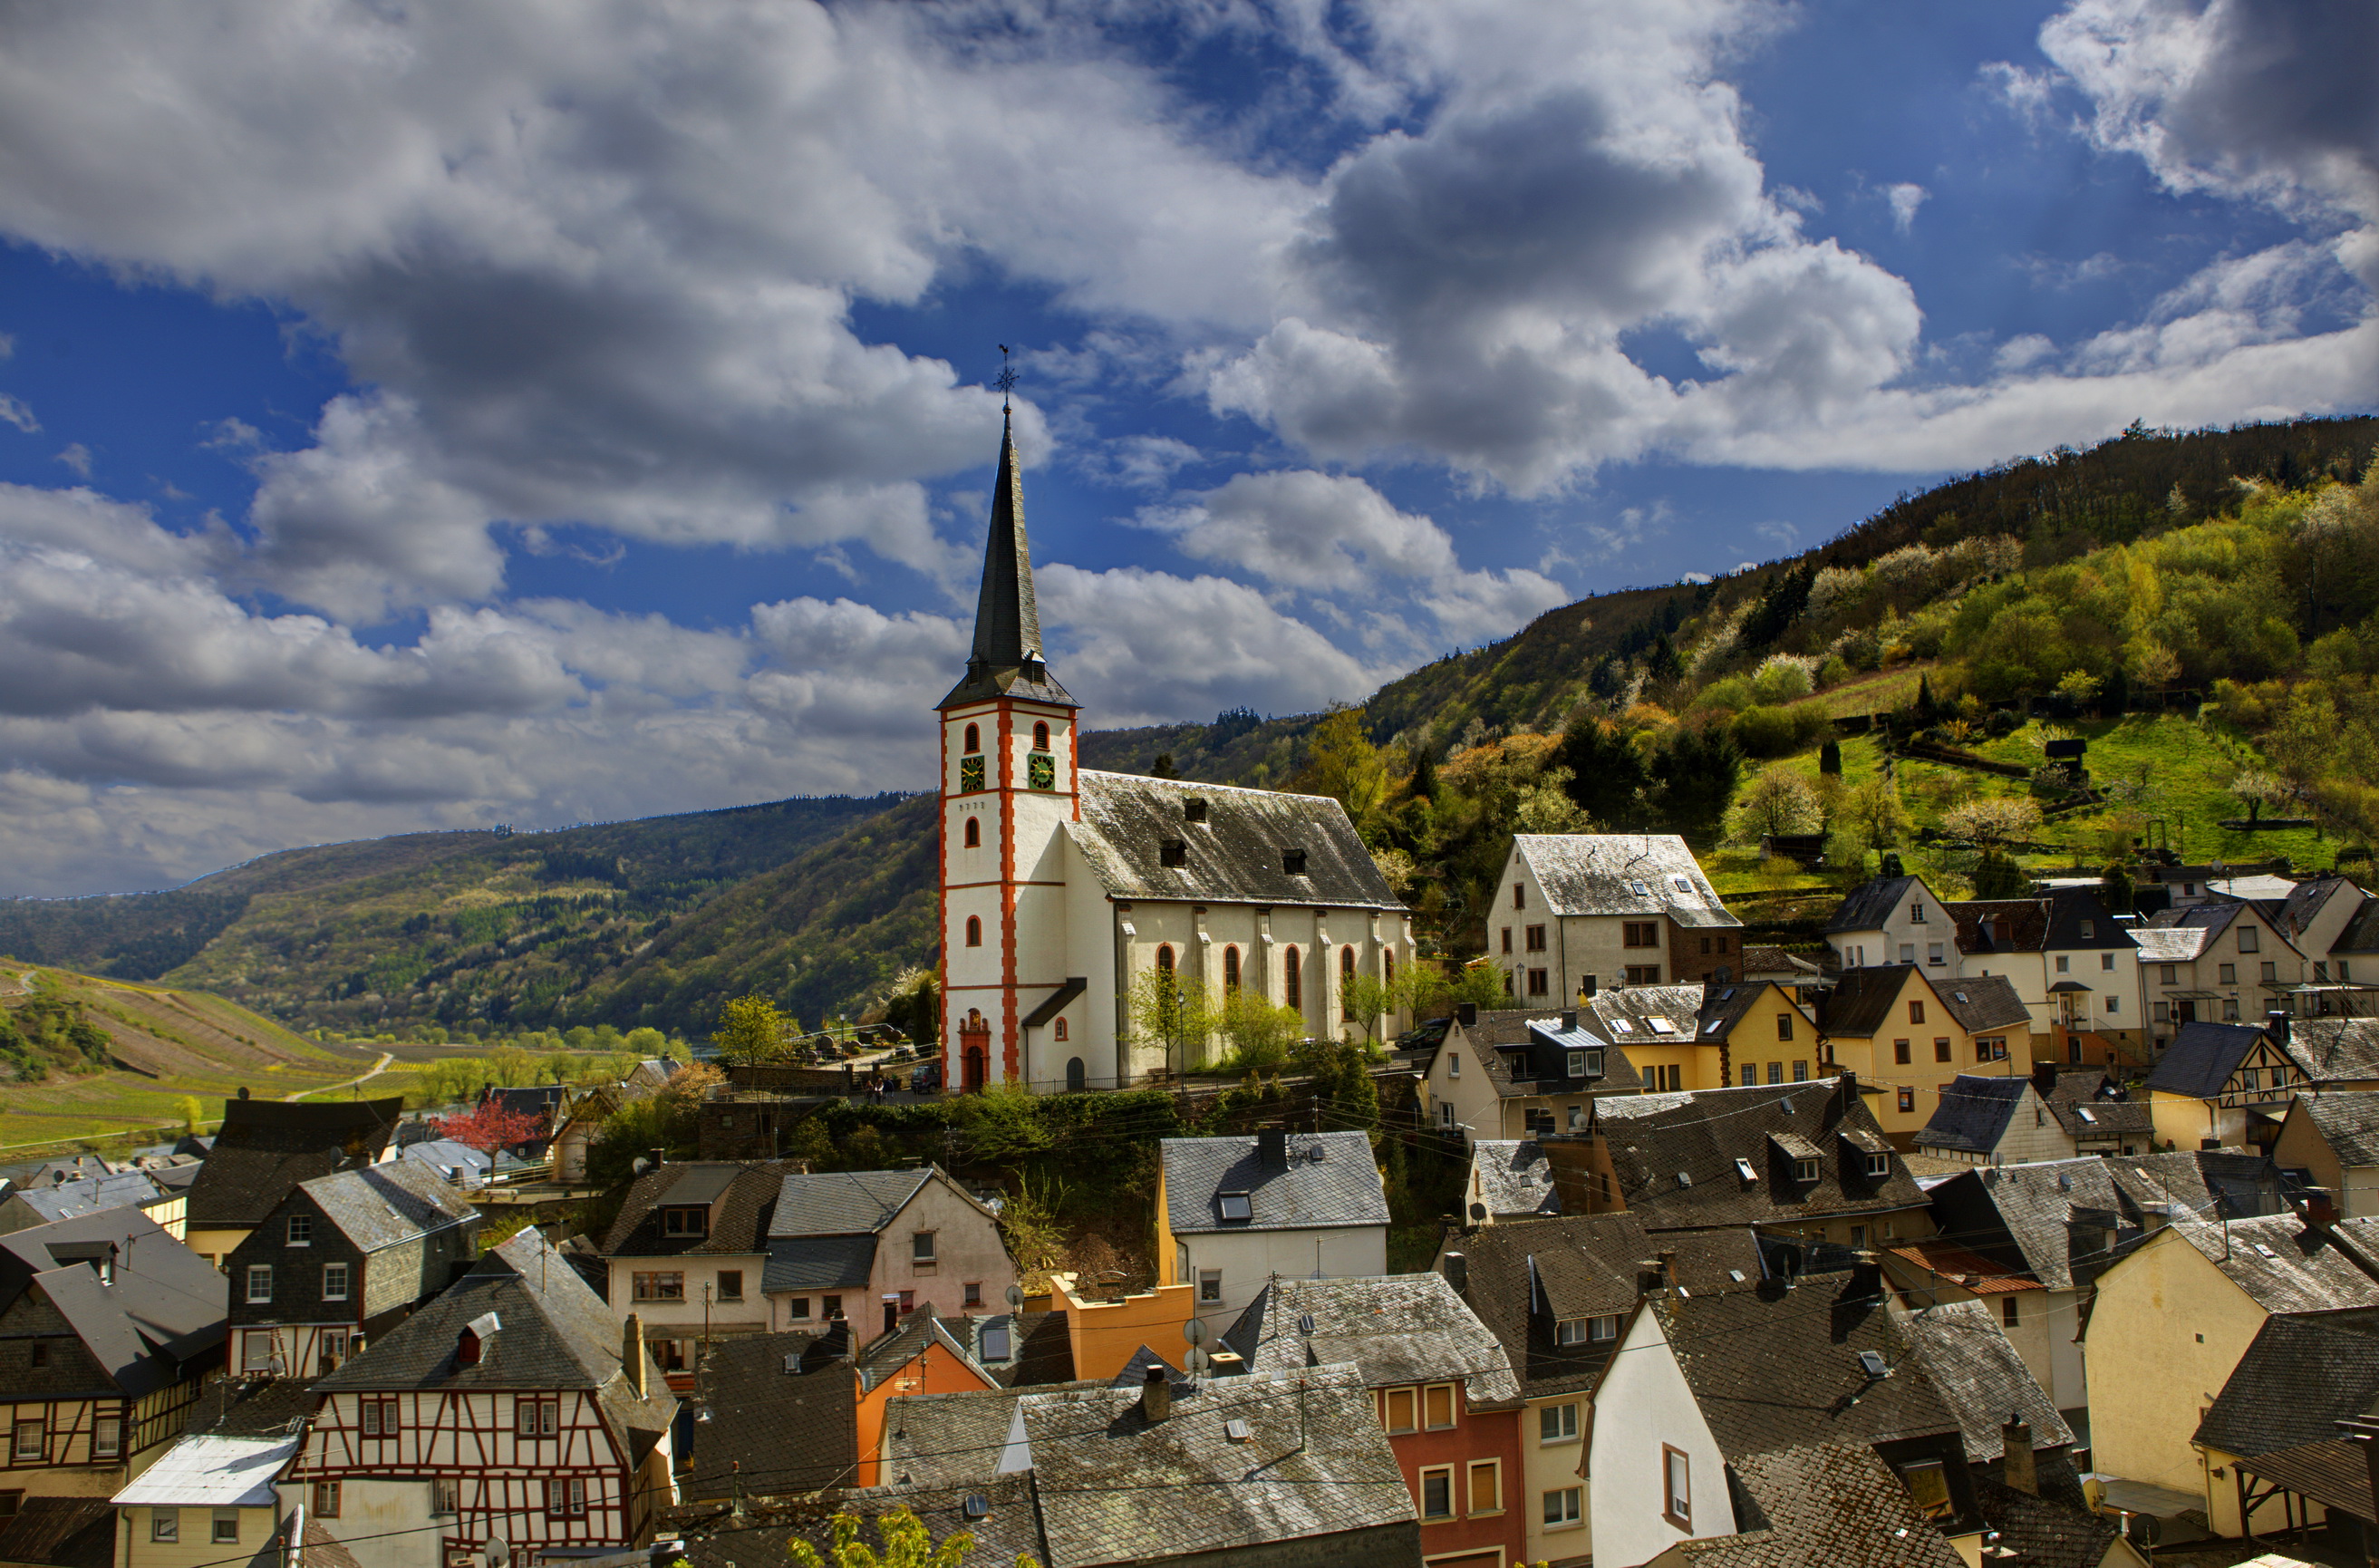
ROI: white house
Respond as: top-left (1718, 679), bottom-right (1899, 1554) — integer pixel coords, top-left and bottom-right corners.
top-left (1154, 1130), bottom-right (1388, 1337)
top-left (934, 414), bottom-right (1412, 1096)
top-left (1488, 835), bottom-right (1744, 1003)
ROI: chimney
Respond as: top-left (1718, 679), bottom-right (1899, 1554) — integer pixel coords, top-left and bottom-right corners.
top-left (1658, 1249), bottom-right (1678, 1289)
top-left (2266, 1010), bottom-right (2290, 1046)
top-left (1257, 1128), bottom-right (1289, 1171)
top-left (2001, 1416), bottom-right (2036, 1495)
top-left (1581, 974), bottom-right (1598, 998)
top-left (1834, 1067), bottom-right (1858, 1112)
top-left (2031, 1062), bottom-right (2057, 1095)
top-left (1441, 1252), bottom-right (1468, 1297)
top-left (1141, 1364), bottom-right (1172, 1423)
top-left (1456, 1002), bottom-right (1478, 1028)
top-left (1637, 1259), bottom-right (1667, 1296)
top-left (1846, 1251), bottom-right (1884, 1303)
top-left (2304, 1191), bottom-right (2340, 1235)
top-left (1560, 1009), bottom-right (1578, 1031)
top-left (624, 1312), bottom-right (647, 1399)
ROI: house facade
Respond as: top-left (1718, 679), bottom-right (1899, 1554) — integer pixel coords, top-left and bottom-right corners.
top-left (1814, 965), bottom-right (2027, 1146)
top-left (295, 1227), bottom-right (679, 1568)
top-left (1489, 835), bottom-right (1745, 1002)
top-left (2272, 1090), bottom-right (2379, 1215)
top-left (2142, 1020), bottom-right (2306, 1150)
top-left (935, 415), bottom-right (1409, 1095)
top-left (760, 1166), bottom-right (1015, 1341)
top-left (600, 1161), bottom-right (793, 1384)
top-left (224, 1161), bottom-right (479, 1380)
top-left (1156, 1130), bottom-right (1389, 1336)
top-left (1424, 1007), bottom-right (1641, 1142)
top-left (1911, 1076), bottom-right (2077, 1167)
top-left (185, 1096), bottom-right (404, 1268)
top-left (2133, 899), bottom-right (2305, 1043)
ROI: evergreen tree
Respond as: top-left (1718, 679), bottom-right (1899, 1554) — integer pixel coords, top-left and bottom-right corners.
top-left (1408, 746), bottom-right (1438, 803)
top-left (1648, 633), bottom-right (1684, 682)
top-left (2103, 665), bottom-right (2129, 716)
top-left (1915, 674), bottom-right (1938, 721)
top-left (1149, 752), bottom-right (1179, 779)
top-left (1651, 725), bottom-right (1742, 842)
top-left (2100, 861), bottom-right (2135, 915)
top-left (1971, 849), bottom-right (2030, 900)
top-left (1818, 739), bottom-right (1842, 776)
top-left (1556, 715), bottom-right (1648, 827)
top-left (1878, 850), bottom-right (1906, 879)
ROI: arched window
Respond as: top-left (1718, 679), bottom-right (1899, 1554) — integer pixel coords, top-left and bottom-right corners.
top-left (1065, 1057), bottom-right (1086, 1091)
top-left (1223, 946), bottom-right (1241, 992)
top-left (1053, 1017), bottom-right (1069, 1041)
top-left (1383, 948), bottom-right (1396, 988)
top-left (963, 723), bottom-right (981, 754)
top-left (963, 818), bottom-right (981, 848)
top-left (1156, 944), bottom-right (1175, 973)
top-left (1341, 946), bottom-right (1358, 1021)
top-left (964, 915), bottom-right (982, 947)
top-left (1033, 721), bottom-right (1050, 750)
top-left (1284, 946), bottom-right (1301, 1011)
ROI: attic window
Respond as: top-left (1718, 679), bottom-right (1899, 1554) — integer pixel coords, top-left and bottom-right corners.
top-left (1704, 1020), bottom-right (1724, 1035)
top-left (1734, 1158), bottom-right (1759, 1185)
top-left (1184, 799), bottom-right (1209, 823)
top-left (2081, 920), bottom-right (2096, 939)
top-left (1793, 1157), bottom-right (1819, 1184)
top-left (1648, 1017), bottom-right (1676, 1035)
top-left (1283, 848), bottom-right (1308, 876)
top-left (1217, 1191), bottom-right (1253, 1223)
top-left (1161, 839), bottom-right (1189, 868)
top-left (982, 1325), bottom-right (1012, 1362)
top-left (1953, 992), bottom-right (1968, 1003)
top-left (962, 1496), bottom-right (991, 1522)
top-left (662, 1207), bottom-right (707, 1237)
top-left (1675, 1171), bottom-right (1693, 1188)
top-left (1865, 1152), bottom-right (1891, 1178)
top-left (1672, 876), bottom-right (1693, 894)
top-left (2076, 1108), bottom-right (2097, 1125)
top-left (1628, 880), bottom-right (1651, 896)
top-left (1224, 1418), bottom-right (1252, 1443)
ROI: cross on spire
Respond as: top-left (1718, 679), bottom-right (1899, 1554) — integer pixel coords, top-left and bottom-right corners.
top-left (996, 344), bottom-right (1019, 411)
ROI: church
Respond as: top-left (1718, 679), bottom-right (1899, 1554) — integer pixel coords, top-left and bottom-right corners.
top-left (936, 414), bottom-right (1411, 1094)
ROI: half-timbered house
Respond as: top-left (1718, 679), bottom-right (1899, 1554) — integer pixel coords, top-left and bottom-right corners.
top-left (0, 1209), bottom-right (226, 1504)
top-left (225, 1160), bottom-right (480, 1381)
top-left (295, 1227), bottom-right (677, 1568)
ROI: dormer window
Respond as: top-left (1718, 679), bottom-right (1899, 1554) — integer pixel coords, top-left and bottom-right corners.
top-left (1184, 798), bottom-right (1208, 823)
top-left (1217, 1191), bottom-right (1252, 1223)
top-left (662, 1206), bottom-right (707, 1238)
top-left (1865, 1151), bottom-right (1891, 1178)
top-left (1161, 839), bottom-right (1188, 868)
top-left (2081, 919), bottom-right (2095, 939)
top-left (1794, 1157), bottom-right (1820, 1184)
top-left (1284, 848), bottom-right (1309, 876)
top-left (1567, 1050), bottom-right (1588, 1078)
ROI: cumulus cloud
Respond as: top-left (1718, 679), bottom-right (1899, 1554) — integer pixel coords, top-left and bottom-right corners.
top-left (1886, 182), bottom-right (1928, 233)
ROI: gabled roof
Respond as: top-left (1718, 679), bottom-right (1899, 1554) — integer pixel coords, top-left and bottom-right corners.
top-left (879, 1381), bottom-right (1098, 1490)
top-left (1017, 1364), bottom-right (1412, 1568)
top-left (768, 1168), bottom-right (935, 1239)
top-left (1967, 1454), bottom-right (2132, 1568)
top-left (188, 1096), bottom-right (402, 1229)
top-left (398, 1140), bottom-right (492, 1182)
top-left (291, 1158), bottom-right (478, 1253)
top-left (2276, 876), bottom-right (2360, 942)
top-left (2333, 897), bottom-right (2379, 955)
top-left (683, 1331), bottom-right (856, 1502)
top-left (1899, 1300), bottom-right (2071, 1460)
top-left (1738, 945), bottom-right (1821, 980)
top-left (759, 1475), bottom-right (1049, 1568)
top-left (1817, 964), bottom-right (1934, 1040)
top-left (855, 1312), bottom-right (994, 1395)
top-left (1466, 1139), bottom-right (1557, 1219)
top-left (316, 1227), bottom-right (676, 1450)
top-left (1068, 773), bottom-right (1398, 909)
top-left (1454, 1009), bottom-right (1644, 1100)
top-left (0, 1169), bottom-right (168, 1228)
top-left (1925, 1153), bottom-right (2276, 1291)
top-left (0, 1209), bottom-right (227, 1397)
top-left (1827, 875), bottom-right (1924, 934)
top-left (1590, 982), bottom-right (1709, 1038)
top-left (2193, 1308), bottom-right (2379, 1459)
top-left (2280, 1019), bottom-right (2379, 1084)
top-left (1934, 974), bottom-right (2032, 1034)
top-left (763, 1234), bottom-right (878, 1293)
top-left (2145, 1021), bottom-right (2271, 1099)
top-left (1511, 834), bottom-right (1741, 926)
top-left (1667, 1441), bottom-right (1968, 1568)
top-left (0, 1497), bottom-right (117, 1568)
top-left (2038, 1071), bottom-right (2152, 1138)
top-left (1161, 1132), bottom-right (1388, 1235)
top-left (1913, 1076), bottom-right (2037, 1156)
top-left (2298, 1090), bottom-right (2379, 1166)
top-left (2167, 1214), bottom-right (2379, 1314)
top-left (1679, 980), bottom-right (1806, 1045)
top-left (1447, 1215), bottom-right (1765, 1398)
top-left (1591, 1079), bottom-right (1925, 1230)
top-left (1223, 1273), bottom-right (1519, 1407)
top-left (604, 1161), bottom-right (795, 1256)
top-left (1654, 1270), bottom-right (1963, 1457)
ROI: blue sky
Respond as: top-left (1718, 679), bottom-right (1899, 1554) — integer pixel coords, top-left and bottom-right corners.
top-left (0, 0), bottom-right (2369, 895)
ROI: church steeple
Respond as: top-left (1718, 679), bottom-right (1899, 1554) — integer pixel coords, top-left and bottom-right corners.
top-left (938, 411), bottom-right (1076, 711)
top-left (970, 411), bottom-right (1042, 668)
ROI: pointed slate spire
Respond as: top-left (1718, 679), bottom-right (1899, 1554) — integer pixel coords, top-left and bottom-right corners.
top-left (970, 410), bottom-right (1042, 668)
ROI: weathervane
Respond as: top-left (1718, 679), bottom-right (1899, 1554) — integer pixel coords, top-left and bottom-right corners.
top-left (995, 344), bottom-right (1019, 411)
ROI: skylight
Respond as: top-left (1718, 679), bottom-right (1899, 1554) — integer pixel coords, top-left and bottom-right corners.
top-left (1673, 876), bottom-right (1693, 893)
top-left (2076, 1108), bottom-right (2097, 1125)
top-left (1648, 1017), bottom-right (1675, 1034)
top-left (1727, 1270), bottom-right (1746, 1283)
top-left (1858, 1350), bottom-right (1890, 1379)
top-left (1704, 1020), bottom-right (1723, 1034)
top-left (1609, 1018), bottom-right (1633, 1032)
top-left (1217, 1191), bottom-right (1252, 1222)
top-left (1734, 1159), bottom-right (1759, 1184)
top-left (1628, 879), bottom-right (1651, 895)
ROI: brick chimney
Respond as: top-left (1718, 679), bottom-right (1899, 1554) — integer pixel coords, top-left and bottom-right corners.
top-left (2001, 1416), bottom-right (2036, 1495)
top-left (1141, 1364), bottom-right (1171, 1423)
top-left (2303, 1191), bottom-right (2340, 1236)
top-left (624, 1312), bottom-right (647, 1399)
top-left (1441, 1252), bottom-right (1468, 1297)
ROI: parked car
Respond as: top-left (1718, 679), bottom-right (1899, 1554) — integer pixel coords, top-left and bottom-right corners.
top-left (909, 1061), bottom-right (943, 1094)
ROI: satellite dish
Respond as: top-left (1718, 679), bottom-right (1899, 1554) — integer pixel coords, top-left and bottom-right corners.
top-left (1005, 1283), bottom-right (1026, 1311)
top-left (1185, 1346), bottom-right (1209, 1374)
top-left (483, 1536), bottom-right (509, 1568)
top-left (1182, 1317), bottom-right (1209, 1347)
top-left (1468, 1202), bottom-right (1487, 1221)
top-left (632, 1156), bottom-right (651, 1176)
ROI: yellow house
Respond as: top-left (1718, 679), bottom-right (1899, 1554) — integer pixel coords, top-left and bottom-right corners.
top-left (2271, 1091), bottom-right (2379, 1215)
top-left (1588, 981), bottom-right (1813, 1093)
top-left (2142, 1021), bottom-right (2306, 1152)
top-left (2191, 1309), bottom-right (2379, 1543)
top-left (1816, 966), bottom-right (2030, 1146)
top-left (2082, 1212), bottom-right (2379, 1535)
top-left (113, 1430), bottom-right (302, 1568)
top-left (1423, 1006), bottom-right (1645, 1142)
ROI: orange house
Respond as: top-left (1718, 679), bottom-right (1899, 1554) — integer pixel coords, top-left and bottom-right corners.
top-left (1040, 1272), bottom-right (1198, 1382)
top-left (851, 1312), bottom-right (999, 1486)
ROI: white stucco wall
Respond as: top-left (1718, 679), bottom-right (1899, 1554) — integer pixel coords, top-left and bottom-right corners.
top-left (1588, 1306), bottom-right (1733, 1568)
top-left (1175, 1225), bottom-right (1388, 1340)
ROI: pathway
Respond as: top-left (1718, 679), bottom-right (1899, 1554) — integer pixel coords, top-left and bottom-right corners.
top-left (286, 1052), bottom-right (394, 1101)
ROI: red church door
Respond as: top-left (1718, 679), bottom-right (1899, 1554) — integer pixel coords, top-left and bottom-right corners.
top-left (960, 1010), bottom-right (990, 1092)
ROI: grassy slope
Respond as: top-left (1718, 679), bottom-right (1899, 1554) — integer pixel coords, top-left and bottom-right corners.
top-left (0, 966), bottom-right (387, 1151)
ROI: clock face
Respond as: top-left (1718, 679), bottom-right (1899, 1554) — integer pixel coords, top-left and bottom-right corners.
top-left (960, 756), bottom-right (986, 794)
top-left (1028, 751), bottom-right (1056, 790)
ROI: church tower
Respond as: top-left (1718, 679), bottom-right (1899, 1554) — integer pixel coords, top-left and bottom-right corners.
top-left (935, 411), bottom-right (1080, 1093)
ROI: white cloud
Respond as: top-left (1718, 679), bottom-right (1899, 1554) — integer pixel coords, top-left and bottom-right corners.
top-left (1886, 182), bottom-right (1928, 233)
top-left (53, 443), bottom-right (92, 478)
top-left (1139, 469), bottom-right (1455, 592)
top-left (0, 394), bottom-right (38, 434)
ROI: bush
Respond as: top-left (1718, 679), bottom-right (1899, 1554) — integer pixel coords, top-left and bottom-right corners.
top-left (1751, 655), bottom-right (1815, 705)
top-left (1731, 704), bottom-right (1829, 759)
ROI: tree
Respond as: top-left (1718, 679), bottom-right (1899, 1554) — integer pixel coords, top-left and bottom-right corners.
top-left (1941, 796), bottom-right (2043, 846)
top-left (174, 1095), bottom-right (204, 1135)
top-left (711, 993), bottom-right (789, 1068)
top-left (1292, 1036), bottom-right (1380, 1138)
top-left (586, 1061), bottom-right (723, 1183)
top-left (1450, 963), bottom-right (1509, 1010)
top-left (1650, 724), bottom-right (1742, 841)
top-left (1298, 707), bottom-right (1389, 833)
top-left (883, 968), bottom-right (940, 1046)
top-left (788, 1505), bottom-right (1035, 1568)
top-left (1646, 633), bottom-right (1684, 682)
top-left (2125, 638), bottom-right (2181, 698)
top-left (2100, 861), bottom-right (2135, 915)
top-left (1407, 747), bottom-right (1438, 803)
top-left (435, 1099), bottom-right (549, 1155)
top-left (1818, 739), bottom-right (1842, 777)
top-left (2055, 669), bottom-right (2102, 707)
top-left (1970, 849), bottom-right (2030, 900)
top-left (1847, 773), bottom-right (1907, 847)
top-left (1217, 987), bottom-right (1305, 1070)
top-left (2231, 769), bottom-right (2291, 825)
top-left (1128, 966), bottom-right (1222, 1075)
top-left (1727, 765), bottom-right (1823, 843)
top-left (1751, 654), bottom-right (1814, 705)
top-left (1389, 960), bottom-right (1454, 1023)
top-left (1149, 753), bottom-right (1180, 779)
top-left (1340, 971), bottom-right (1395, 1045)
top-left (1556, 715), bottom-right (1648, 826)
top-left (1914, 674), bottom-right (1938, 722)
top-left (623, 1026), bottom-right (666, 1058)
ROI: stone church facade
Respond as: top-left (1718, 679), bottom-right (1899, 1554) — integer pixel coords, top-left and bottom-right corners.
top-left (936, 415), bottom-right (1409, 1094)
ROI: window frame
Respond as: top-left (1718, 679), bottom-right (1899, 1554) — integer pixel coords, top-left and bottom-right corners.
top-left (150, 1510), bottom-right (179, 1544)
top-left (322, 1261), bottom-right (350, 1302)
top-left (632, 1271), bottom-right (686, 1302)
top-left (1197, 1268), bottom-right (1223, 1303)
top-left (1466, 1457), bottom-right (1503, 1516)
top-left (546, 1476), bottom-right (586, 1519)
top-left (1662, 1445), bottom-right (1692, 1531)
top-left (313, 1483), bottom-right (340, 1520)
top-left (92, 1416), bottom-right (121, 1459)
top-left (286, 1214), bottom-right (312, 1246)
top-left (1897, 1087), bottom-right (1915, 1114)
top-left (913, 1230), bottom-right (938, 1264)
top-left (717, 1269), bottom-right (744, 1302)
top-left (11, 1420), bottom-right (44, 1464)
top-left (244, 1264), bottom-right (273, 1304)
top-left (1524, 924), bottom-right (1547, 952)
top-left (1539, 1402), bottom-right (1580, 1444)
top-left (1542, 1486), bottom-right (1583, 1529)
top-left (1417, 1465), bottom-right (1455, 1520)
top-left (212, 1509), bottom-right (241, 1544)
top-left (1422, 1382), bottom-right (1457, 1431)
top-left (2239, 926), bottom-right (2259, 953)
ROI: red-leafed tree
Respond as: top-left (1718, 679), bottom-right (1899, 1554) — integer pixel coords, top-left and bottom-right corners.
top-left (435, 1100), bottom-right (548, 1154)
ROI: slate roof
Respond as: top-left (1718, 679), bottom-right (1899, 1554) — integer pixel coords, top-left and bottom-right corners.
top-left (1667, 1441), bottom-right (1968, 1568)
top-left (1454, 1009), bottom-right (1644, 1099)
top-left (0, 1169), bottom-right (169, 1229)
top-left (879, 1383), bottom-right (1078, 1489)
top-left (764, 1234), bottom-right (879, 1294)
top-left (1512, 833), bottom-right (1741, 926)
top-left (2130, 924), bottom-right (2213, 963)
top-left (1912, 1076), bottom-right (2037, 1156)
top-left (1739, 945), bottom-right (1820, 978)
top-left (1467, 1140), bottom-right (1557, 1219)
top-left (1448, 1215), bottom-right (1766, 1398)
top-left (938, 411), bottom-right (1072, 710)
top-left (1589, 1079), bottom-right (1926, 1230)
top-left (2334, 898), bottom-right (2379, 954)
top-left (1223, 1272), bottom-right (1519, 1406)
top-left (188, 1096), bottom-right (402, 1229)
top-left (854, 1312), bottom-right (994, 1395)
top-left (0, 1208), bottom-right (227, 1396)
top-left (1161, 1131), bottom-right (1388, 1235)
top-left (1068, 772), bottom-right (1399, 909)
top-left (315, 1226), bottom-right (675, 1457)
top-left (2276, 876), bottom-right (2359, 943)
top-left (2230, 1437), bottom-right (2375, 1524)
top-left (1934, 974), bottom-right (2032, 1034)
top-left (1899, 1300), bottom-right (2072, 1460)
top-left (296, 1158), bottom-right (478, 1253)
top-left (768, 1168), bottom-right (936, 1239)
top-left (2280, 1019), bottom-right (2379, 1084)
top-left (1968, 1455), bottom-right (2132, 1568)
top-left (1827, 875), bottom-right (1925, 934)
top-left (604, 1161), bottom-right (794, 1256)
top-left (183, 1374), bottom-right (318, 1439)
top-left (1950, 899), bottom-right (2049, 954)
top-left (2038, 1071), bottom-right (2152, 1139)
top-left (1655, 1270), bottom-right (1965, 1458)
top-left (2299, 1091), bottom-right (2379, 1166)
top-left (0, 1496), bottom-right (116, 1568)
top-left (1679, 980), bottom-right (1807, 1045)
top-left (2193, 1308), bottom-right (2379, 1459)
top-left (398, 1139), bottom-right (492, 1185)
top-left (1924, 1153), bottom-right (2277, 1291)
top-left (2169, 1214), bottom-right (2379, 1314)
top-left (1589, 982), bottom-right (1708, 1039)
top-left (1017, 1363), bottom-right (1413, 1568)
top-left (1819, 964), bottom-right (1935, 1039)
top-left (682, 1331), bottom-right (856, 1502)
top-left (678, 1475), bottom-right (1049, 1568)
top-left (2146, 1021), bottom-right (2271, 1099)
